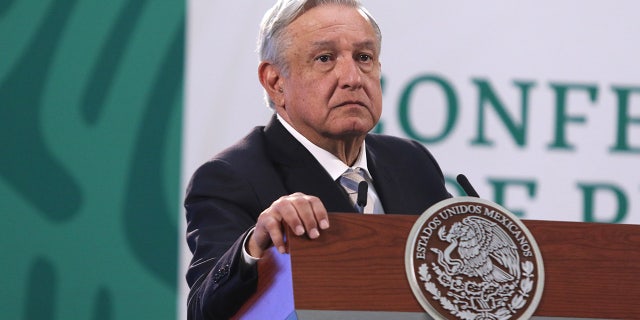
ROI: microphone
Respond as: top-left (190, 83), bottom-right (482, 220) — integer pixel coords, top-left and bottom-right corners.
top-left (356, 181), bottom-right (368, 213)
top-left (456, 174), bottom-right (480, 198)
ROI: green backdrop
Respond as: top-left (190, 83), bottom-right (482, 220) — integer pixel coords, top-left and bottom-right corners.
top-left (1, 1), bottom-right (184, 318)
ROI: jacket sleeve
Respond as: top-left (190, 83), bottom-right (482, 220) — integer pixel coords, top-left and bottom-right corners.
top-left (184, 159), bottom-right (263, 319)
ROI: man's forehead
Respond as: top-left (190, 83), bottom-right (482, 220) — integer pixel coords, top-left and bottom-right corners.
top-left (289, 5), bottom-right (370, 33)
top-left (285, 6), bottom-right (379, 48)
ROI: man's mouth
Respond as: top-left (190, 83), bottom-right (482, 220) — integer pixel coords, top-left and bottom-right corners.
top-left (335, 100), bottom-right (367, 108)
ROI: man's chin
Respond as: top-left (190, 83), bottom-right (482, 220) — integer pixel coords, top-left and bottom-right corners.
top-left (332, 122), bottom-right (375, 137)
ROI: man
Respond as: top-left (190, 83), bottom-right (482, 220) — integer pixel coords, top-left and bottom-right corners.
top-left (184, 0), bottom-right (451, 318)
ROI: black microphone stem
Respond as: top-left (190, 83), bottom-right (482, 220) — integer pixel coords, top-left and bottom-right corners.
top-left (456, 174), bottom-right (480, 198)
top-left (357, 181), bottom-right (368, 213)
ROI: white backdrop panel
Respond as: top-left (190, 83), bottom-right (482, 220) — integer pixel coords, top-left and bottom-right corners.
top-left (180, 1), bottom-right (639, 317)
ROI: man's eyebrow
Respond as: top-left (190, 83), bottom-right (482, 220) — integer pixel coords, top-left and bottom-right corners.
top-left (353, 40), bottom-right (377, 51)
top-left (309, 39), bottom-right (378, 51)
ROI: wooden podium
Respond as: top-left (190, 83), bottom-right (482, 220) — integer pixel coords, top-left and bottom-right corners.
top-left (233, 213), bottom-right (640, 319)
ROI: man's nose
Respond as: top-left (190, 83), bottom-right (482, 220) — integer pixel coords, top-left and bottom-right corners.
top-left (336, 57), bottom-right (363, 90)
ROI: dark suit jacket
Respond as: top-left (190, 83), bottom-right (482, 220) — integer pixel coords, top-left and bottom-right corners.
top-left (184, 115), bottom-right (451, 319)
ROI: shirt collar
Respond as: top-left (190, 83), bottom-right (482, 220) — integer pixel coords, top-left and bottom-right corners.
top-left (276, 114), bottom-right (370, 181)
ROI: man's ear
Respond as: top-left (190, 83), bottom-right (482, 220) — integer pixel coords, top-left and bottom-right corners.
top-left (258, 62), bottom-right (285, 108)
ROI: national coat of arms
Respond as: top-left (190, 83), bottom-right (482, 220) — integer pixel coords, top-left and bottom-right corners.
top-left (405, 197), bottom-right (544, 320)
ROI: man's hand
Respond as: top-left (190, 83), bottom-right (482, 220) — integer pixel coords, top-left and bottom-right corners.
top-left (247, 192), bottom-right (330, 258)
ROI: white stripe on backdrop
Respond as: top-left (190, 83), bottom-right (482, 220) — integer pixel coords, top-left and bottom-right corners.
top-left (179, 2), bottom-right (273, 318)
top-left (180, 1), bottom-right (640, 318)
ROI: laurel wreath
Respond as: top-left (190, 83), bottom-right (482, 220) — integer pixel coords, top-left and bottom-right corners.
top-left (418, 261), bottom-right (535, 320)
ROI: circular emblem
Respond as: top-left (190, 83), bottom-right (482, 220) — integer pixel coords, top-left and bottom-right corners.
top-left (405, 197), bottom-right (544, 320)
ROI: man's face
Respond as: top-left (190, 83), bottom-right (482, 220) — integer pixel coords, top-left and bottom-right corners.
top-left (277, 4), bottom-right (382, 146)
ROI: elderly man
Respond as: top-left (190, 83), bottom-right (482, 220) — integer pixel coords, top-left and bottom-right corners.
top-left (184, 0), bottom-right (451, 318)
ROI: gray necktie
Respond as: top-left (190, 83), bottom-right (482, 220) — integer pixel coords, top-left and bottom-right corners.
top-left (339, 168), bottom-right (374, 213)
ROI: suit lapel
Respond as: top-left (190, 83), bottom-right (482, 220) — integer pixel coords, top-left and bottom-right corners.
top-left (366, 144), bottom-right (404, 215)
top-left (263, 116), bottom-right (356, 213)
top-left (366, 136), bottom-right (424, 215)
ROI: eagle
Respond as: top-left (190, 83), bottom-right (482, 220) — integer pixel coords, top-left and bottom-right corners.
top-left (432, 216), bottom-right (520, 283)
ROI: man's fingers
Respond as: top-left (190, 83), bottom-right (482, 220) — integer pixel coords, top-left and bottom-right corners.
top-left (284, 193), bottom-right (318, 238)
top-left (249, 213), bottom-right (279, 257)
top-left (255, 212), bottom-right (288, 254)
top-left (309, 196), bottom-right (330, 230)
top-left (281, 193), bottom-right (329, 239)
top-left (253, 193), bottom-right (331, 256)
top-left (272, 194), bottom-right (305, 236)
top-left (266, 226), bottom-right (286, 254)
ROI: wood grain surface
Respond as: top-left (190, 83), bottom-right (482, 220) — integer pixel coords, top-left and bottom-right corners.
top-left (290, 214), bottom-right (640, 319)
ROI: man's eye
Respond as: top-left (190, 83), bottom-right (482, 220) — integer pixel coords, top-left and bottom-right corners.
top-left (358, 54), bottom-right (372, 62)
top-left (315, 55), bottom-right (331, 62)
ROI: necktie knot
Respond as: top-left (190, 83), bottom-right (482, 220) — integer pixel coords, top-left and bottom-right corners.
top-left (339, 168), bottom-right (366, 195)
